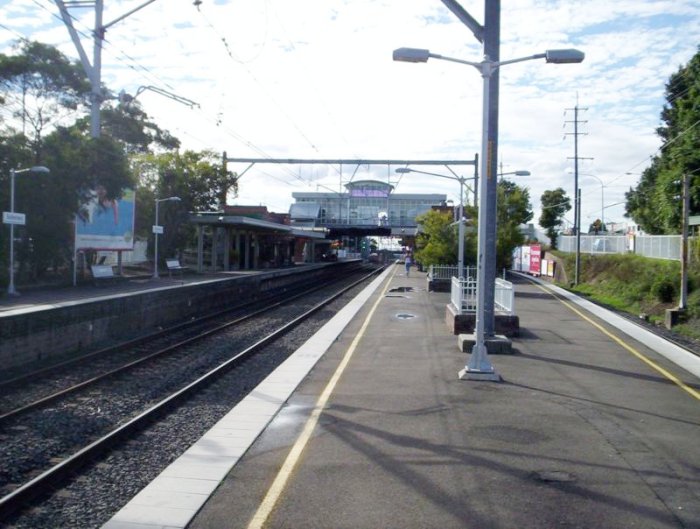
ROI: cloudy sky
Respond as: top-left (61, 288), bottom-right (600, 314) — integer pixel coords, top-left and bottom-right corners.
top-left (2, 0), bottom-right (699, 231)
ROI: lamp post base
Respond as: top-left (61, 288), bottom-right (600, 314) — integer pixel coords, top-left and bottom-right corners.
top-left (458, 367), bottom-right (502, 381)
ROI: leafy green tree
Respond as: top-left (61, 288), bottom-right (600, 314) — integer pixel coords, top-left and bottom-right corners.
top-left (0, 126), bottom-right (133, 282)
top-left (539, 187), bottom-right (571, 249)
top-left (414, 209), bottom-right (459, 267)
top-left (133, 151), bottom-right (238, 262)
top-left (75, 101), bottom-right (181, 154)
top-left (497, 179), bottom-right (533, 267)
top-left (41, 128), bottom-right (130, 274)
top-left (0, 40), bottom-right (90, 156)
top-left (588, 219), bottom-right (605, 234)
top-left (626, 47), bottom-right (700, 233)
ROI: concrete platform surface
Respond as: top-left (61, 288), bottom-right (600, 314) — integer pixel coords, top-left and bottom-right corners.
top-left (178, 267), bottom-right (700, 529)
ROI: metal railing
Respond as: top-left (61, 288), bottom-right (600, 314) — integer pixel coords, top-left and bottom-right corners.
top-left (450, 276), bottom-right (515, 316)
top-left (494, 278), bottom-right (515, 315)
top-left (428, 265), bottom-right (477, 280)
top-left (558, 235), bottom-right (628, 255)
top-left (635, 235), bottom-right (684, 261)
top-left (558, 234), bottom-right (697, 261)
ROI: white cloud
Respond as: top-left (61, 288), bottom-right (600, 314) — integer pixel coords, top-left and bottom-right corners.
top-left (0, 0), bottom-right (698, 229)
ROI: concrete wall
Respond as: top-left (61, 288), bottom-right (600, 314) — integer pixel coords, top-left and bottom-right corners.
top-left (445, 303), bottom-right (520, 337)
top-left (1, 263), bottom-right (358, 373)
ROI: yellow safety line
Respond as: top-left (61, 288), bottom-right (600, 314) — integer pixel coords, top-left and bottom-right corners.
top-left (531, 280), bottom-right (700, 401)
top-left (246, 268), bottom-right (397, 529)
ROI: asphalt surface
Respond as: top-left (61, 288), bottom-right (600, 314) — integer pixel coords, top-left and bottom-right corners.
top-left (186, 266), bottom-right (700, 529)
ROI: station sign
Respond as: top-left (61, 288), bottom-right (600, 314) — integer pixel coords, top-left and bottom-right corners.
top-left (152, 225), bottom-right (164, 234)
top-left (3, 211), bottom-right (26, 225)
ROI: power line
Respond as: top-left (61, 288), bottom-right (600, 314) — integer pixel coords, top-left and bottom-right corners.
top-left (7, 1), bottom-right (298, 185)
top-left (194, 1), bottom-right (322, 164)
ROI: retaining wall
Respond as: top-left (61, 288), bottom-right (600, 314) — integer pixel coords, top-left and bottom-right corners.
top-left (1, 262), bottom-right (359, 373)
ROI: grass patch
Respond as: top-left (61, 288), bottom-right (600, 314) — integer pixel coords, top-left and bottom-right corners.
top-left (551, 251), bottom-right (700, 337)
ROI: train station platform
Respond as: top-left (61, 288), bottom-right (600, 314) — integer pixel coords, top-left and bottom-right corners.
top-left (102, 264), bottom-right (700, 529)
top-left (0, 262), bottom-right (348, 379)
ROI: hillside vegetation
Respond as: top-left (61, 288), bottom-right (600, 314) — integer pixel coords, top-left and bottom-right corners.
top-left (551, 252), bottom-right (700, 339)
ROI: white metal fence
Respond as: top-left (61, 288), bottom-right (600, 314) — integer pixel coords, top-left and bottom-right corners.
top-left (558, 235), bottom-right (628, 255)
top-left (635, 235), bottom-right (686, 261)
top-left (428, 265), bottom-right (477, 280)
top-left (558, 234), bottom-right (696, 261)
top-left (450, 276), bottom-right (515, 316)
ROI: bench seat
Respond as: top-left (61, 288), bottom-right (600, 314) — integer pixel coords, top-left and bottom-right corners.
top-left (91, 264), bottom-right (118, 286)
top-left (166, 259), bottom-right (189, 279)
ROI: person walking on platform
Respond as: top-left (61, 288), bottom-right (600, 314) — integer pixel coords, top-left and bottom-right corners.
top-left (405, 253), bottom-right (412, 276)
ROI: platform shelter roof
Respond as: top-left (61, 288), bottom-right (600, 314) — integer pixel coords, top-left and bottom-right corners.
top-left (189, 212), bottom-right (326, 239)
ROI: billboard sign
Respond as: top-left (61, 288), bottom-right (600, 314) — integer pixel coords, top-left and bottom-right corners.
top-left (529, 244), bottom-right (541, 275)
top-left (75, 187), bottom-right (136, 250)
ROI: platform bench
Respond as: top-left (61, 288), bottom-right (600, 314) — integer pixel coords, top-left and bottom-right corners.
top-left (166, 259), bottom-right (189, 280)
top-left (91, 264), bottom-right (117, 286)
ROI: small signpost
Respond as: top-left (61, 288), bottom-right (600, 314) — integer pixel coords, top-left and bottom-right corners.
top-left (3, 211), bottom-right (26, 225)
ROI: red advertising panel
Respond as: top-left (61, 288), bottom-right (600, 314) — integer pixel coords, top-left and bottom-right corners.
top-left (529, 244), bottom-right (541, 275)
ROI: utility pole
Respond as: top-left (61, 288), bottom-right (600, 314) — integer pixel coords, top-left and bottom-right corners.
top-left (564, 102), bottom-right (591, 285)
top-left (55, 0), bottom-right (159, 138)
top-left (680, 172), bottom-right (689, 310)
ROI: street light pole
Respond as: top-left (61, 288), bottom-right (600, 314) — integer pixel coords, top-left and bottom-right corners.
top-left (393, 46), bottom-right (584, 381)
top-left (572, 171), bottom-right (606, 229)
top-left (396, 164), bottom-right (477, 280)
top-left (153, 196), bottom-right (181, 279)
top-left (8, 169), bottom-right (17, 295)
top-left (5, 166), bottom-right (50, 295)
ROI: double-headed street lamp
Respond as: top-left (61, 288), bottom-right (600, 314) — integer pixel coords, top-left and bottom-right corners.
top-left (396, 166), bottom-right (477, 280)
top-left (394, 46), bottom-right (584, 381)
top-left (153, 196), bottom-right (181, 279)
top-left (4, 166), bottom-right (50, 296)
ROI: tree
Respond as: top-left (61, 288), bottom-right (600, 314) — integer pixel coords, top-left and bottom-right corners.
top-left (133, 151), bottom-right (238, 262)
top-left (497, 180), bottom-right (533, 267)
top-left (0, 40), bottom-right (90, 156)
top-left (76, 101), bottom-right (181, 154)
top-left (589, 218), bottom-right (604, 234)
top-left (0, 125), bottom-right (133, 282)
top-left (539, 188), bottom-right (571, 249)
top-left (626, 47), bottom-right (700, 233)
top-left (38, 128), bottom-right (131, 275)
top-left (414, 209), bottom-right (460, 267)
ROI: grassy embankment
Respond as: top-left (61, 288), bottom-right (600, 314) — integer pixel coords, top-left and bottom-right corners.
top-left (550, 251), bottom-right (700, 339)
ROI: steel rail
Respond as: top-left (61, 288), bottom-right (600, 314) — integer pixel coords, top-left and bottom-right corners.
top-left (0, 265), bottom-right (372, 423)
top-left (0, 266), bottom-right (384, 519)
top-left (0, 268), bottom-right (361, 388)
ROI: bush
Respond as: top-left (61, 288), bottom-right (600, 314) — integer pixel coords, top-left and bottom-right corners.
top-left (651, 278), bottom-right (676, 303)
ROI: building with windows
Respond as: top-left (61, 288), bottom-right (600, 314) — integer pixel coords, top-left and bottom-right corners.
top-left (290, 180), bottom-right (447, 237)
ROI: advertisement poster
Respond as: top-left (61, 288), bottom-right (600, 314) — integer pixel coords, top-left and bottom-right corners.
top-left (529, 244), bottom-right (541, 275)
top-left (75, 187), bottom-right (136, 250)
top-left (512, 246), bottom-right (522, 272)
top-left (520, 245), bottom-right (531, 273)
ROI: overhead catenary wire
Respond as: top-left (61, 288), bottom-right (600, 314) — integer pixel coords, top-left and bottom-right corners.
top-left (3, 0), bottom-right (307, 188)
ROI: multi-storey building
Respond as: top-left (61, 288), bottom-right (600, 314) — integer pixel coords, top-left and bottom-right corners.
top-left (290, 180), bottom-right (447, 236)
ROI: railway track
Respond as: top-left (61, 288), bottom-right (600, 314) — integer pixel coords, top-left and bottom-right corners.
top-left (0, 264), bottom-right (372, 422)
top-left (0, 264), bottom-right (384, 523)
